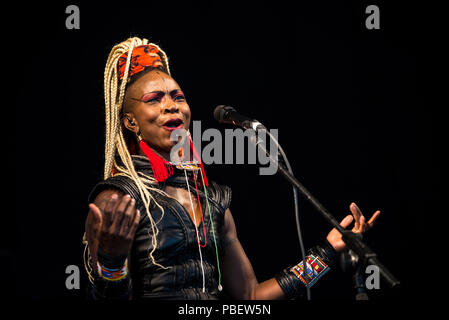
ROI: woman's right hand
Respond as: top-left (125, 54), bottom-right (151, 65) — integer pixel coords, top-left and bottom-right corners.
top-left (87, 192), bottom-right (141, 257)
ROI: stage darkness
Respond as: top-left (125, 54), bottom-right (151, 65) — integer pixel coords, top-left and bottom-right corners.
top-left (3, 1), bottom-right (422, 301)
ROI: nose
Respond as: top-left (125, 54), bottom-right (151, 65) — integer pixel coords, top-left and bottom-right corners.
top-left (161, 97), bottom-right (179, 114)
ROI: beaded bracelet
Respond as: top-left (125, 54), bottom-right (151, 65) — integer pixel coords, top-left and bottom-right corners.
top-left (97, 259), bottom-right (128, 282)
top-left (290, 254), bottom-right (330, 287)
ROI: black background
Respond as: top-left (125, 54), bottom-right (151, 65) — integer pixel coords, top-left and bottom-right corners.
top-left (3, 0), bottom-right (424, 303)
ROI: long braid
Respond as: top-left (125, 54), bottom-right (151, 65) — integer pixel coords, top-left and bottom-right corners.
top-left (84, 37), bottom-right (172, 281)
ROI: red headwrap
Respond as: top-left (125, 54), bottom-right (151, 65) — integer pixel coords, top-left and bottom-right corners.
top-left (118, 44), bottom-right (164, 80)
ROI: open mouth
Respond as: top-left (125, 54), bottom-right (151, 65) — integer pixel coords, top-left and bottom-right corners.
top-left (162, 118), bottom-right (184, 130)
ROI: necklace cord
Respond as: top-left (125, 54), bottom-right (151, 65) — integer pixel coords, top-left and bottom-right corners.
top-left (183, 169), bottom-right (206, 293)
top-left (199, 168), bottom-right (223, 291)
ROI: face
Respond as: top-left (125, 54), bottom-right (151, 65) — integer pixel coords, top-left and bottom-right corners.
top-left (123, 70), bottom-right (191, 157)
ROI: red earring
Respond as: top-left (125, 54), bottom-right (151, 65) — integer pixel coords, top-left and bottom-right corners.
top-left (138, 134), bottom-right (173, 183)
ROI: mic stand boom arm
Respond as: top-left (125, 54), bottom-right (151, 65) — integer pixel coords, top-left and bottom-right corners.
top-left (252, 135), bottom-right (400, 289)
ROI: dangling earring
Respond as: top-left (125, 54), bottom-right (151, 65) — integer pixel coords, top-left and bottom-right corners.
top-left (137, 132), bottom-right (173, 183)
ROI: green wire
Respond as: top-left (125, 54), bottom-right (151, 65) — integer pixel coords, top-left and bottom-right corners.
top-left (198, 169), bottom-right (222, 290)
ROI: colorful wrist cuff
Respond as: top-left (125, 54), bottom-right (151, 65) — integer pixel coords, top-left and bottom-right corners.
top-left (290, 254), bottom-right (330, 287)
top-left (97, 259), bottom-right (128, 282)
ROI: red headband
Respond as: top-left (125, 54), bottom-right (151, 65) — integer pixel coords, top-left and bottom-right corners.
top-left (118, 44), bottom-right (164, 80)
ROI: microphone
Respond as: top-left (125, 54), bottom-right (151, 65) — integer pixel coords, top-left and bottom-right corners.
top-left (213, 105), bottom-right (265, 130)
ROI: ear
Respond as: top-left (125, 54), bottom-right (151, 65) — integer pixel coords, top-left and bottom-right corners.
top-left (123, 113), bottom-right (140, 134)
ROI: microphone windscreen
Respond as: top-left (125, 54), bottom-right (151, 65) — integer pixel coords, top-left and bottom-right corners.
top-left (214, 105), bottom-right (236, 123)
top-left (213, 105), bottom-right (226, 122)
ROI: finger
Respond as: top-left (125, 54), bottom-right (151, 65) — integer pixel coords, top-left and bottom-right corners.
top-left (367, 210), bottom-right (381, 229)
top-left (88, 203), bottom-right (103, 234)
top-left (350, 202), bottom-right (362, 230)
top-left (127, 209), bottom-right (141, 236)
top-left (85, 205), bottom-right (93, 230)
top-left (358, 215), bottom-right (366, 232)
top-left (125, 203), bottom-right (140, 236)
top-left (128, 200), bottom-right (140, 229)
top-left (103, 193), bottom-right (118, 228)
top-left (86, 205), bottom-right (96, 239)
top-left (119, 198), bottom-right (136, 235)
top-left (340, 215), bottom-right (354, 229)
top-left (86, 204), bottom-right (103, 246)
top-left (111, 194), bottom-right (132, 233)
top-left (89, 203), bottom-right (102, 225)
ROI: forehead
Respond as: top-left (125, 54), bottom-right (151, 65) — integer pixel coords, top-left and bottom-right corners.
top-left (129, 70), bottom-right (180, 95)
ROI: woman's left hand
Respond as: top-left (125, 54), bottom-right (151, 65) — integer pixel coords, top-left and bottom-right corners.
top-left (326, 202), bottom-right (381, 252)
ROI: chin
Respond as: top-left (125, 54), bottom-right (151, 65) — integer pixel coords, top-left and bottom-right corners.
top-left (160, 140), bottom-right (177, 152)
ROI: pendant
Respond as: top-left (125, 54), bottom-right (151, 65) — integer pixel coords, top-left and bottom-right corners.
top-left (175, 161), bottom-right (200, 171)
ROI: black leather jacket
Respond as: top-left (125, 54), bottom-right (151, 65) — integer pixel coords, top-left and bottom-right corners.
top-left (86, 155), bottom-right (232, 300)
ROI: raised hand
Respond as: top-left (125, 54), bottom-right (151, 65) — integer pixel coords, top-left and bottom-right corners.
top-left (86, 192), bottom-right (140, 258)
top-left (326, 202), bottom-right (381, 252)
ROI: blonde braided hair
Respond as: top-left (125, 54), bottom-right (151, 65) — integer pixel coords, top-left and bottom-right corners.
top-left (84, 37), bottom-right (172, 283)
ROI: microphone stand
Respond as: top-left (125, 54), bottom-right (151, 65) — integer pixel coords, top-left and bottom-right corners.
top-left (340, 250), bottom-right (370, 300)
top-left (354, 265), bottom-right (370, 300)
top-left (250, 132), bottom-right (400, 290)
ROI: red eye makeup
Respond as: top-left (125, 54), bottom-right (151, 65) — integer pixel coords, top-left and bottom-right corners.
top-left (141, 92), bottom-right (164, 103)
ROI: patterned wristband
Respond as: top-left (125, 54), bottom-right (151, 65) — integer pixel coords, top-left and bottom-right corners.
top-left (97, 259), bottom-right (128, 282)
top-left (290, 254), bottom-right (330, 287)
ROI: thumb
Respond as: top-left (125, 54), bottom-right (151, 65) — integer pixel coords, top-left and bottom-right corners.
top-left (89, 203), bottom-right (103, 225)
top-left (340, 215), bottom-right (353, 229)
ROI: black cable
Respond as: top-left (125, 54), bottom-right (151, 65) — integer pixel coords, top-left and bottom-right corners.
top-left (261, 130), bottom-right (311, 300)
